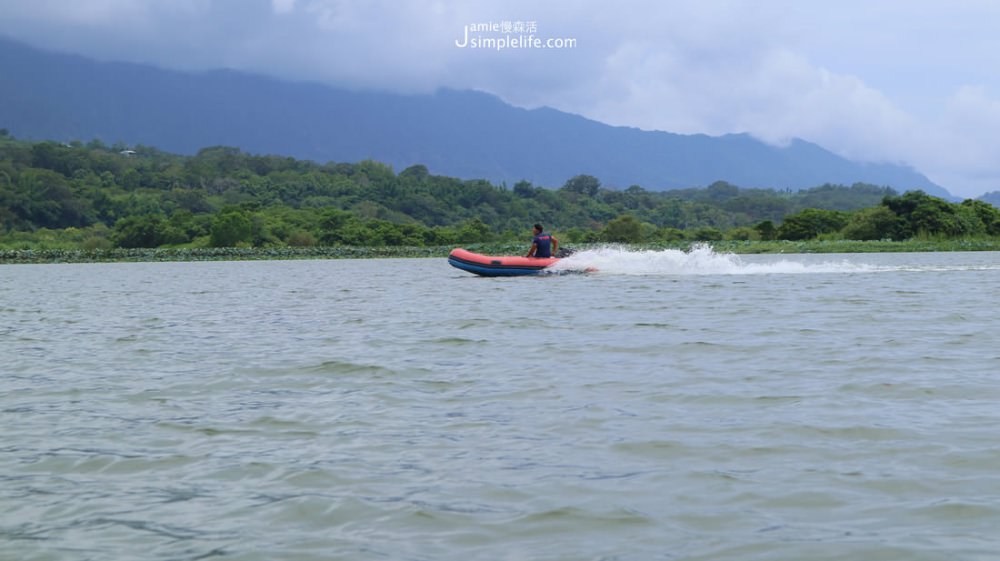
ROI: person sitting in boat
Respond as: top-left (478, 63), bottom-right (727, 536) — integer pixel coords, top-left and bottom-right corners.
top-left (526, 224), bottom-right (558, 258)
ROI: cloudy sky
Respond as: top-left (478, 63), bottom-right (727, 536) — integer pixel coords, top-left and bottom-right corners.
top-left (1, 0), bottom-right (999, 198)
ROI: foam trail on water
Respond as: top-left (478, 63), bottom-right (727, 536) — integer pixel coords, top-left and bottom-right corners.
top-left (548, 244), bottom-right (877, 276)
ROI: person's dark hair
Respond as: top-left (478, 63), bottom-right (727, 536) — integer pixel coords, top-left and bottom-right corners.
top-left (533, 223), bottom-right (543, 232)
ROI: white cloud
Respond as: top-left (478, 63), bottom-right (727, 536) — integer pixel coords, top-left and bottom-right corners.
top-left (920, 86), bottom-right (1000, 193)
top-left (731, 51), bottom-right (921, 160)
top-left (943, 86), bottom-right (1000, 166)
top-left (0, 0), bottom-right (144, 25)
top-left (272, 0), bottom-right (296, 15)
top-left (0, 0), bottom-right (209, 27)
top-left (496, 25), bottom-right (922, 166)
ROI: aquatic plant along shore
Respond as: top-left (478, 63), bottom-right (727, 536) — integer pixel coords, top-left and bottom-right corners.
top-left (5, 239), bottom-right (1000, 264)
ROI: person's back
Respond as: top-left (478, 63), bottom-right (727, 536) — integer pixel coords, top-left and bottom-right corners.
top-left (527, 224), bottom-right (557, 258)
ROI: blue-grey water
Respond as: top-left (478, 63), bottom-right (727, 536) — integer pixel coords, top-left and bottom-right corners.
top-left (3, 248), bottom-right (1000, 561)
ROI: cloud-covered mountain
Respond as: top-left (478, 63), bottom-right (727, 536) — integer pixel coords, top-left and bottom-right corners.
top-left (0, 37), bottom-right (950, 198)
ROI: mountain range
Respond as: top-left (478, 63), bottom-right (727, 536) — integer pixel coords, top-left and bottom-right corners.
top-left (0, 37), bottom-right (951, 198)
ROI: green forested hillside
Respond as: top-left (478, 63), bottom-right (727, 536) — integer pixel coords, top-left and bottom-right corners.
top-left (1, 134), bottom-right (998, 250)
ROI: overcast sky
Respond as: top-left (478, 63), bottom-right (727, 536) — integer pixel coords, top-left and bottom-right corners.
top-left (1, 0), bottom-right (999, 198)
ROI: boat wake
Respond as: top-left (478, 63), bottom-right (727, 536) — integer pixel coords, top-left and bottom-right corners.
top-left (546, 244), bottom-right (877, 276)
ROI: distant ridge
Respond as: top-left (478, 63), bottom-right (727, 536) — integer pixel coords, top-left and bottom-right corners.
top-left (0, 37), bottom-right (951, 198)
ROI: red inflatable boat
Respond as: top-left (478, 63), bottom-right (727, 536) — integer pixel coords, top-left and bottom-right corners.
top-left (448, 248), bottom-right (560, 277)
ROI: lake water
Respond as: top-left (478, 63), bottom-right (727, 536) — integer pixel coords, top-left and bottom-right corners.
top-left (3, 248), bottom-right (1000, 561)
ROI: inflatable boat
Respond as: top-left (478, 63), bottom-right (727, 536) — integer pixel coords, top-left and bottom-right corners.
top-left (448, 248), bottom-right (560, 277)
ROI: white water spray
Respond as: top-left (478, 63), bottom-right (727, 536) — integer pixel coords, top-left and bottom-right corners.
top-left (548, 244), bottom-right (878, 275)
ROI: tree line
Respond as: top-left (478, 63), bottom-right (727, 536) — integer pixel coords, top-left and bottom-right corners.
top-left (1, 134), bottom-right (998, 249)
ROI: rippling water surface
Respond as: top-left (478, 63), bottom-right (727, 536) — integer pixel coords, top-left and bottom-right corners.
top-left (3, 249), bottom-right (1000, 560)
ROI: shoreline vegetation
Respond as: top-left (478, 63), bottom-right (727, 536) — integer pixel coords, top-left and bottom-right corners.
top-left (5, 239), bottom-right (1000, 265)
top-left (4, 135), bottom-right (1000, 264)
